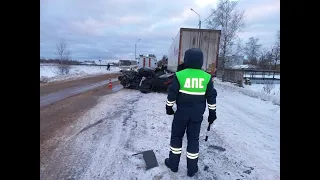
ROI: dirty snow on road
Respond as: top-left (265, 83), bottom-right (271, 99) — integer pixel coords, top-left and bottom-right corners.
top-left (40, 85), bottom-right (280, 180)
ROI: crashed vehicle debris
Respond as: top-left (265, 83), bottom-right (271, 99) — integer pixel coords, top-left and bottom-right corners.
top-left (118, 67), bottom-right (174, 93)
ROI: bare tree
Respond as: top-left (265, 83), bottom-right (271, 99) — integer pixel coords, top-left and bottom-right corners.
top-left (259, 48), bottom-right (273, 70)
top-left (207, 0), bottom-right (245, 74)
top-left (271, 30), bottom-right (280, 70)
top-left (55, 40), bottom-right (72, 75)
top-left (157, 55), bottom-right (168, 67)
top-left (244, 37), bottom-right (262, 65)
top-left (233, 38), bottom-right (244, 56)
top-left (262, 80), bottom-right (275, 94)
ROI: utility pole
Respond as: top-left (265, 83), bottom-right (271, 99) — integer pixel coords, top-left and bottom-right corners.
top-left (135, 39), bottom-right (141, 60)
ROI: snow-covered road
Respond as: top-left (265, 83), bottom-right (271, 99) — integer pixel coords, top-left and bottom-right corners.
top-left (40, 84), bottom-right (280, 180)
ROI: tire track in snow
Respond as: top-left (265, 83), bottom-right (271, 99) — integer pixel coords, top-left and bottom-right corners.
top-left (40, 90), bottom-right (143, 180)
top-left (78, 90), bottom-right (143, 180)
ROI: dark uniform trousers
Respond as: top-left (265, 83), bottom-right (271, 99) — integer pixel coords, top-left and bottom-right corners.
top-left (168, 104), bottom-right (205, 173)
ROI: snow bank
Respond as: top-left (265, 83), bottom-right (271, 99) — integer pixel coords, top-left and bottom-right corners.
top-left (214, 79), bottom-right (280, 105)
top-left (244, 84), bottom-right (280, 96)
top-left (40, 64), bottom-right (120, 82)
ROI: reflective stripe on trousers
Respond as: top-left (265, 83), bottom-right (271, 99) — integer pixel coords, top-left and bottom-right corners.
top-left (186, 152), bottom-right (199, 159)
top-left (166, 100), bottom-right (175, 106)
top-left (170, 146), bottom-right (182, 154)
top-left (208, 103), bottom-right (216, 110)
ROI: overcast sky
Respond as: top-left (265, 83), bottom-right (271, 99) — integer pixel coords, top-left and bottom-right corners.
top-left (40, 0), bottom-right (280, 61)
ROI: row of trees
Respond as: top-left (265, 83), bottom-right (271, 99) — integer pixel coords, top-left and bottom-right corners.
top-left (206, 0), bottom-right (280, 71)
top-left (40, 58), bottom-right (81, 65)
top-left (236, 32), bottom-right (280, 70)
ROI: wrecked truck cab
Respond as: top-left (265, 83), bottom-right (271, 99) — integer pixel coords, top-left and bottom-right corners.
top-left (118, 67), bottom-right (174, 93)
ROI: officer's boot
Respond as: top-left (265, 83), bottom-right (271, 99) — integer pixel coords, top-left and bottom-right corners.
top-left (187, 156), bottom-right (199, 177)
top-left (165, 151), bottom-right (181, 172)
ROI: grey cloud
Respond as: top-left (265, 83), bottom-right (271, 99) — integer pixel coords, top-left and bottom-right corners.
top-left (41, 0), bottom-right (280, 60)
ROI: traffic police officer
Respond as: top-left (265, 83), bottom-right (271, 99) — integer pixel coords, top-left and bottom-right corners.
top-left (165, 48), bottom-right (217, 177)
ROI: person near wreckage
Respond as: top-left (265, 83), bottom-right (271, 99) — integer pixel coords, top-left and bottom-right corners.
top-left (164, 48), bottom-right (217, 177)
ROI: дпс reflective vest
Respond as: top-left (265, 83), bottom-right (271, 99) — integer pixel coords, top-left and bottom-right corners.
top-left (176, 69), bottom-right (211, 95)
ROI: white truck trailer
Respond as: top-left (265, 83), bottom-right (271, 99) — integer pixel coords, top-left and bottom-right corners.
top-left (167, 28), bottom-right (221, 75)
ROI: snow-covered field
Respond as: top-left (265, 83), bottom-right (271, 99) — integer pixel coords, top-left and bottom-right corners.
top-left (244, 83), bottom-right (280, 96)
top-left (40, 64), bottom-right (120, 82)
top-left (41, 80), bottom-right (280, 180)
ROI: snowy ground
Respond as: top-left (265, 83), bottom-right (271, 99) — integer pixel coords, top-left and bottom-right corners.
top-left (41, 81), bottom-right (280, 180)
top-left (40, 64), bottom-right (120, 82)
top-left (214, 79), bottom-right (280, 105)
top-left (244, 83), bottom-right (280, 96)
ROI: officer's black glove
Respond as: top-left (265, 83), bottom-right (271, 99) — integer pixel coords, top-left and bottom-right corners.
top-left (208, 110), bottom-right (216, 124)
top-left (166, 105), bottom-right (175, 115)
